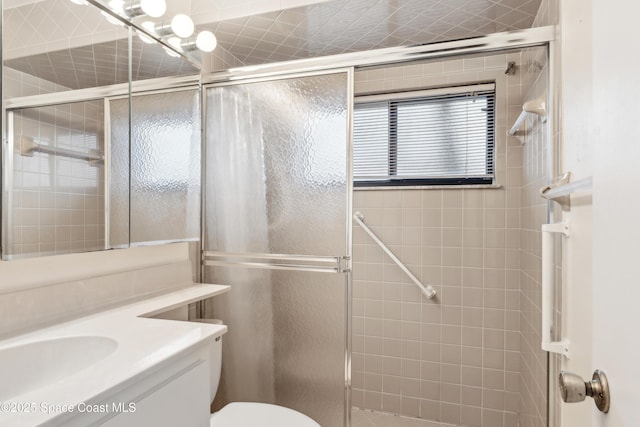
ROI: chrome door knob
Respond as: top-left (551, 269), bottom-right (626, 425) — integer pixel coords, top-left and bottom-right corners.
top-left (559, 370), bottom-right (610, 413)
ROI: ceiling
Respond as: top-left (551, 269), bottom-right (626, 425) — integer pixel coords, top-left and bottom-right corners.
top-left (204, 0), bottom-right (542, 65)
top-left (4, 37), bottom-right (199, 90)
top-left (3, 0), bottom-right (542, 90)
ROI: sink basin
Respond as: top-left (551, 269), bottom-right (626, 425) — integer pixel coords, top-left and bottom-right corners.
top-left (0, 336), bottom-right (118, 400)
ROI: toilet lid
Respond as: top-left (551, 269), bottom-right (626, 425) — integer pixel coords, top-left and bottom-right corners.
top-left (210, 402), bottom-right (320, 427)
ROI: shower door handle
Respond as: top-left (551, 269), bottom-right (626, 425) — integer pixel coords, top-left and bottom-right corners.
top-left (203, 251), bottom-right (350, 274)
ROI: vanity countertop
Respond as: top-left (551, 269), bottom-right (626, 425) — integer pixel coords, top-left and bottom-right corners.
top-left (0, 283), bottom-right (229, 426)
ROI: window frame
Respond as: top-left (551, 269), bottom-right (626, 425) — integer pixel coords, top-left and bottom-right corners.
top-left (353, 83), bottom-right (496, 188)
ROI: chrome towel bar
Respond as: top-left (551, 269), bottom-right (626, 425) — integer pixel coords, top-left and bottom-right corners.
top-left (202, 251), bottom-right (348, 274)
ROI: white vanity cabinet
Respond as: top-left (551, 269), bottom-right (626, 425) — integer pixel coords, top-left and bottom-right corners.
top-left (0, 284), bottom-right (228, 427)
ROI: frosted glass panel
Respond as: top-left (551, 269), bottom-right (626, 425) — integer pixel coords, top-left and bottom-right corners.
top-left (109, 89), bottom-right (200, 247)
top-left (130, 89), bottom-right (201, 244)
top-left (204, 71), bottom-right (349, 427)
top-left (205, 73), bottom-right (348, 256)
top-left (6, 100), bottom-right (106, 258)
top-left (109, 98), bottom-right (130, 248)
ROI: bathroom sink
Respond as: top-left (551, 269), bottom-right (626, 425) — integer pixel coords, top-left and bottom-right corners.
top-left (0, 336), bottom-right (118, 401)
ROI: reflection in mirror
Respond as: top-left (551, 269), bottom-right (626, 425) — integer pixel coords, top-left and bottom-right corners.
top-left (126, 89), bottom-right (201, 246)
top-left (2, 0), bottom-right (203, 259)
top-left (120, 4), bottom-right (202, 247)
top-left (107, 96), bottom-right (130, 249)
top-left (3, 0), bottom-right (131, 93)
top-left (89, 0), bottom-right (205, 71)
top-left (2, 0), bottom-right (131, 259)
top-left (7, 101), bottom-right (105, 257)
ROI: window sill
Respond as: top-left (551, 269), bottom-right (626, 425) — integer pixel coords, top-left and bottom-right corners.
top-left (354, 184), bottom-right (503, 191)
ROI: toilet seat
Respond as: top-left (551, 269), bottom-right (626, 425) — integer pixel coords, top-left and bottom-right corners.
top-left (209, 402), bottom-right (320, 427)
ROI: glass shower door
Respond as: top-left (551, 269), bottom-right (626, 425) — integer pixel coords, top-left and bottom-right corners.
top-left (108, 88), bottom-right (201, 247)
top-left (203, 70), bottom-right (352, 427)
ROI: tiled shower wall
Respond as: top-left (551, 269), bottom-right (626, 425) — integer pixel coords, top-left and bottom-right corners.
top-left (3, 67), bottom-right (106, 258)
top-left (3, 66), bottom-right (72, 98)
top-left (518, 47), bottom-right (549, 427)
top-left (8, 99), bottom-right (105, 257)
top-left (352, 52), bottom-right (527, 427)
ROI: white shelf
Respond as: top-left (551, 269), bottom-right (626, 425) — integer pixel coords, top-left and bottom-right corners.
top-left (543, 176), bottom-right (592, 199)
top-left (508, 93), bottom-right (547, 138)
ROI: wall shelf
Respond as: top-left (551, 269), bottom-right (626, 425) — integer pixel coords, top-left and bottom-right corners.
top-left (509, 93), bottom-right (547, 138)
top-left (540, 172), bottom-right (593, 211)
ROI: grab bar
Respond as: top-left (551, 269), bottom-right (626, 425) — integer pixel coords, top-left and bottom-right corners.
top-left (353, 211), bottom-right (436, 299)
top-left (508, 110), bottom-right (528, 136)
top-left (541, 220), bottom-right (570, 358)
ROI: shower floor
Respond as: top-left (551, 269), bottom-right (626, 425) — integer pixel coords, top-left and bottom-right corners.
top-left (352, 408), bottom-right (459, 427)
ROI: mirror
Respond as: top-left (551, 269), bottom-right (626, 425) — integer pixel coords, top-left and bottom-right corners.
top-left (2, 0), bottom-right (200, 259)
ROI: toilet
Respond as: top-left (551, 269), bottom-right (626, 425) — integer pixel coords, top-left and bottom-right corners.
top-left (206, 336), bottom-right (320, 427)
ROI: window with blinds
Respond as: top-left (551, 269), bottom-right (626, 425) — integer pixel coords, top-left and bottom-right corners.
top-left (353, 84), bottom-right (495, 187)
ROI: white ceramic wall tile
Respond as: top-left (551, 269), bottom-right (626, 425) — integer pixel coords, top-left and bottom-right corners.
top-left (9, 100), bottom-right (105, 258)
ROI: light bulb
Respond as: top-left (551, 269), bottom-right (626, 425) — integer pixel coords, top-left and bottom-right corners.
top-left (171, 14), bottom-right (194, 38)
top-left (140, 0), bottom-right (166, 18)
top-left (70, 0), bottom-right (88, 5)
top-left (137, 22), bottom-right (156, 44)
top-left (167, 36), bottom-right (183, 51)
top-left (163, 46), bottom-right (180, 58)
top-left (196, 31), bottom-right (217, 52)
top-left (107, 0), bottom-right (124, 14)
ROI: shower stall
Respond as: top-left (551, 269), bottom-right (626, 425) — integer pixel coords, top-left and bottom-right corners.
top-left (198, 28), bottom-right (557, 427)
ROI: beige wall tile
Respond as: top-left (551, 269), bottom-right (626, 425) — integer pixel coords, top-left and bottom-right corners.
top-left (461, 404), bottom-right (482, 427)
top-left (351, 49), bottom-right (544, 425)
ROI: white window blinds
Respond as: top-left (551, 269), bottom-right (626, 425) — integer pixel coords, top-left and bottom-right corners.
top-left (353, 84), bottom-right (495, 186)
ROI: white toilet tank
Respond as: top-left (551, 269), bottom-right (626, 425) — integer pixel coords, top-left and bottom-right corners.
top-left (208, 336), bottom-right (222, 402)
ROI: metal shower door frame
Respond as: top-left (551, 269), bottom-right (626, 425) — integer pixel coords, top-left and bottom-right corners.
top-left (201, 67), bottom-right (355, 427)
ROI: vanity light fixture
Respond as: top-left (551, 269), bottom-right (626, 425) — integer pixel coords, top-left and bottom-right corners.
top-left (164, 31), bottom-right (218, 55)
top-left (137, 21), bottom-right (157, 44)
top-left (169, 14), bottom-right (195, 38)
top-left (99, 0), bottom-right (166, 27)
top-left (145, 14), bottom-right (195, 39)
top-left (166, 36), bottom-right (183, 51)
top-left (162, 37), bottom-right (182, 58)
top-left (196, 31), bottom-right (217, 52)
top-left (107, 0), bottom-right (167, 19)
top-left (77, 0), bottom-right (211, 57)
top-left (101, 9), bottom-right (126, 26)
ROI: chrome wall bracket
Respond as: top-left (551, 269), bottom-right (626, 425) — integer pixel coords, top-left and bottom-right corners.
top-left (540, 172), bottom-right (572, 210)
top-left (540, 172), bottom-right (593, 212)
